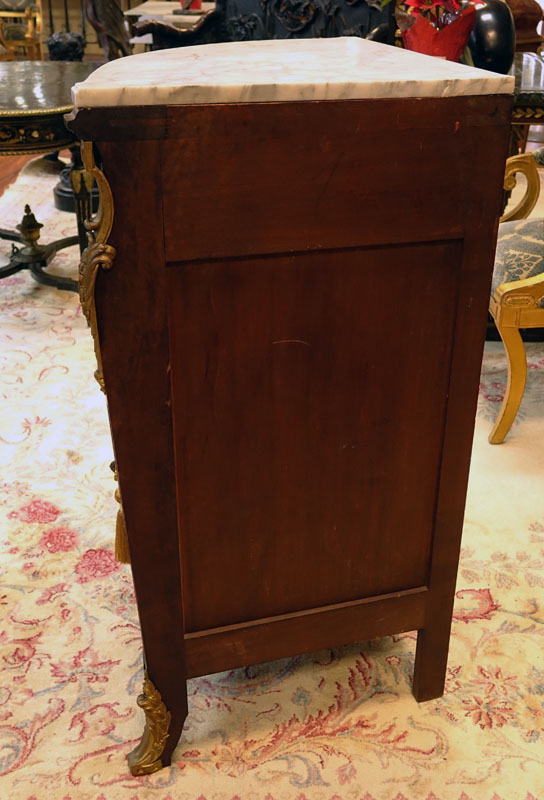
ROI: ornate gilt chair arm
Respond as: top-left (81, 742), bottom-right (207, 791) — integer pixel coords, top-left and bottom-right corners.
top-left (501, 153), bottom-right (540, 223)
top-left (494, 272), bottom-right (544, 307)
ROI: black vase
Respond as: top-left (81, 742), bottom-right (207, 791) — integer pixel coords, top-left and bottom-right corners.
top-left (468, 0), bottom-right (515, 74)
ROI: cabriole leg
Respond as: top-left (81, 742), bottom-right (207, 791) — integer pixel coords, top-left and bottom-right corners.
top-left (489, 322), bottom-right (527, 444)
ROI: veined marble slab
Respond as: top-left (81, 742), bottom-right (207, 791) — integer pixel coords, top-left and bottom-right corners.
top-left (72, 37), bottom-right (514, 108)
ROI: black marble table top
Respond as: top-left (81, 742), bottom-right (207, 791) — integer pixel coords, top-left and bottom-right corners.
top-left (0, 61), bottom-right (96, 116)
top-left (0, 61), bottom-right (97, 156)
top-left (513, 52), bottom-right (544, 107)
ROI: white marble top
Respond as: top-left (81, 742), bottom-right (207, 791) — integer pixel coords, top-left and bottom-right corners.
top-left (72, 37), bottom-right (514, 108)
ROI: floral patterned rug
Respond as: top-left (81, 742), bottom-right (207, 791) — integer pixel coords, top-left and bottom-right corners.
top-left (1, 158), bottom-right (544, 800)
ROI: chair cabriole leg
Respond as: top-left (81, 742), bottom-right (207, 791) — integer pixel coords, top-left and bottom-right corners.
top-left (488, 321), bottom-right (527, 444)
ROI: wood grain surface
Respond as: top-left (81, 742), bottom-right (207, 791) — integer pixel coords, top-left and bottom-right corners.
top-left (90, 139), bottom-right (188, 765)
top-left (168, 242), bottom-right (459, 632)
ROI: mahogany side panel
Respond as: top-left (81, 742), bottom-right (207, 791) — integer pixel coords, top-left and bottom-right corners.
top-left (184, 588), bottom-right (427, 679)
top-left (66, 95), bottom-right (511, 144)
top-left (159, 96), bottom-right (512, 262)
top-left (412, 117), bottom-right (512, 700)
top-left (65, 105), bottom-right (168, 141)
top-left (93, 139), bottom-right (188, 764)
top-left (167, 242), bottom-right (460, 633)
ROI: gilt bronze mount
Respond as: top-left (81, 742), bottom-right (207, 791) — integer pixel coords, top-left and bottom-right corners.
top-left (78, 141), bottom-right (116, 392)
top-left (127, 672), bottom-right (172, 776)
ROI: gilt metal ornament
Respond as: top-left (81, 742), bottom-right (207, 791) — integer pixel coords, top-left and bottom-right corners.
top-left (78, 141), bottom-right (116, 392)
top-left (127, 671), bottom-right (172, 776)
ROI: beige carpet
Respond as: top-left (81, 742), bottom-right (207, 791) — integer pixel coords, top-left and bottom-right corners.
top-left (1, 157), bottom-right (544, 800)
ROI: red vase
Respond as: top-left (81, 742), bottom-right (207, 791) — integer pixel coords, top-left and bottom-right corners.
top-left (402, 6), bottom-right (477, 62)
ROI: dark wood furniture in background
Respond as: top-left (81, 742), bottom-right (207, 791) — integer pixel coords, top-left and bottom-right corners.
top-left (506, 0), bottom-right (543, 52)
top-left (133, 0), bottom-right (394, 48)
top-left (0, 60), bottom-right (94, 291)
top-left (87, 0), bottom-right (130, 57)
top-left (68, 81), bottom-right (512, 776)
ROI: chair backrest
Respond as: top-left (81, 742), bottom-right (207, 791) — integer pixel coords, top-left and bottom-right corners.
top-left (0, 18), bottom-right (15, 57)
top-left (0, 0), bottom-right (42, 59)
top-left (0, 0), bottom-right (37, 10)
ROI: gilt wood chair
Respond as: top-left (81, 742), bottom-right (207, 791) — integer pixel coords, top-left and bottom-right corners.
top-left (489, 152), bottom-right (544, 443)
top-left (0, 19), bottom-right (15, 57)
top-left (0, 0), bottom-right (42, 59)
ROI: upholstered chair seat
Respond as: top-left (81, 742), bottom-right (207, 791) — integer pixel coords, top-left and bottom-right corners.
top-left (493, 218), bottom-right (544, 308)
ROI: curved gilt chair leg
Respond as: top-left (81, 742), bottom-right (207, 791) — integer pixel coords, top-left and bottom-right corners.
top-left (127, 671), bottom-right (172, 776)
top-left (489, 322), bottom-right (527, 444)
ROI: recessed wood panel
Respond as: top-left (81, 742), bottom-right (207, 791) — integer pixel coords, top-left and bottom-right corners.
top-left (158, 97), bottom-right (510, 263)
top-left (168, 240), bottom-right (460, 632)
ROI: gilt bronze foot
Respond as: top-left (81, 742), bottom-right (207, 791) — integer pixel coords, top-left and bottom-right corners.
top-left (127, 671), bottom-right (172, 776)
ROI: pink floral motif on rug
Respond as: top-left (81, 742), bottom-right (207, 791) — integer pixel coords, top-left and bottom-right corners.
top-left (1, 159), bottom-right (544, 800)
